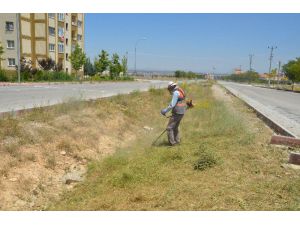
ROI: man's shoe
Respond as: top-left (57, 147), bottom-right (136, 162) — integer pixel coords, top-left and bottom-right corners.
top-left (169, 142), bottom-right (179, 147)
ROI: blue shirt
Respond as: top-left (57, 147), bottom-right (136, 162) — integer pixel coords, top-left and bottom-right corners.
top-left (164, 90), bottom-right (180, 113)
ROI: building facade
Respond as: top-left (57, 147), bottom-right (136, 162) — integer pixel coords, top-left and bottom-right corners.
top-left (0, 13), bottom-right (84, 74)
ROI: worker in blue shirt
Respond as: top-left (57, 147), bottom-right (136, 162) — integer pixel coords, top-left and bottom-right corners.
top-left (161, 82), bottom-right (186, 146)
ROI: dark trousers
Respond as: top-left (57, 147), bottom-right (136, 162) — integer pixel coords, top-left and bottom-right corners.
top-left (167, 114), bottom-right (184, 145)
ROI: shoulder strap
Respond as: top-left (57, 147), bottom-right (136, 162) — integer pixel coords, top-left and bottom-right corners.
top-left (177, 88), bottom-right (185, 99)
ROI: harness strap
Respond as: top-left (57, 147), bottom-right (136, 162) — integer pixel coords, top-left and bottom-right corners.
top-left (176, 88), bottom-right (186, 107)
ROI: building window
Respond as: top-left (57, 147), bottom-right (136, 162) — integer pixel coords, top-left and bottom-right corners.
top-left (58, 13), bottom-right (64, 21)
top-left (71, 44), bottom-right (75, 52)
top-left (49, 44), bottom-right (55, 52)
top-left (77, 34), bottom-right (82, 41)
top-left (58, 27), bottom-right (64, 41)
top-left (66, 23), bottom-right (68, 31)
top-left (72, 31), bottom-right (76, 41)
top-left (5, 22), bottom-right (14, 31)
top-left (7, 40), bottom-right (15, 49)
top-left (49, 26), bottom-right (55, 36)
top-left (77, 20), bottom-right (82, 28)
top-left (66, 53), bottom-right (69, 61)
top-left (48, 13), bottom-right (55, 19)
top-left (71, 16), bottom-right (77, 26)
top-left (8, 58), bottom-right (16, 67)
top-left (58, 43), bottom-right (64, 53)
top-left (66, 68), bottom-right (68, 73)
top-left (66, 38), bottom-right (68, 46)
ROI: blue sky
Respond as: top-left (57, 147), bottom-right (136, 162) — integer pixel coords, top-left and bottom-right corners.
top-left (85, 14), bottom-right (300, 74)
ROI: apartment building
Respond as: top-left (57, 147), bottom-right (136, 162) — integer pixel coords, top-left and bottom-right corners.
top-left (0, 13), bottom-right (84, 74)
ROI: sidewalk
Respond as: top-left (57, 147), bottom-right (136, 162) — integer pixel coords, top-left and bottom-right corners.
top-left (221, 83), bottom-right (300, 138)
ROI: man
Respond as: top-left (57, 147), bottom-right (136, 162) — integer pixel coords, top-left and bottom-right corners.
top-left (161, 81), bottom-right (186, 146)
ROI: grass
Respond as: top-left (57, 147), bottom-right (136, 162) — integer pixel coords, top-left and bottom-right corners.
top-left (47, 82), bottom-right (300, 211)
top-left (0, 81), bottom-right (172, 209)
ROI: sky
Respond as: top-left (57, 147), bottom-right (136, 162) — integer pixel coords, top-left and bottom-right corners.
top-left (85, 14), bottom-right (300, 74)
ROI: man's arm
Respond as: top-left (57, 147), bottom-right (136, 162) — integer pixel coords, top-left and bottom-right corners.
top-left (161, 91), bottom-right (179, 115)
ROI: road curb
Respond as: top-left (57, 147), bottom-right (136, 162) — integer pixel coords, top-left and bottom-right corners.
top-left (219, 83), bottom-right (296, 138)
top-left (252, 85), bottom-right (300, 93)
top-left (270, 135), bottom-right (300, 147)
top-left (289, 152), bottom-right (300, 165)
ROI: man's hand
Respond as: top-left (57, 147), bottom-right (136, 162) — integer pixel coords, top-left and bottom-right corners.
top-left (160, 108), bottom-right (168, 116)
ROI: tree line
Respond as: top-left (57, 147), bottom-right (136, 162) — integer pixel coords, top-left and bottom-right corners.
top-left (0, 43), bottom-right (130, 82)
top-left (84, 50), bottom-right (128, 79)
top-left (174, 70), bottom-right (205, 79)
top-left (219, 57), bottom-right (300, 90)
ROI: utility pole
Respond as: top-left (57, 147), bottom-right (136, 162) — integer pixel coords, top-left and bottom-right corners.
top-left (212, 66), bottom-right (216, 79)
top-left (249, 54), bottom-right (254, 72)
top-left (16, 13), bottom-right (21, 83)
top-left (277, 61), bottom-right (281, 76)
top-left (277, 60), bottom-right (281, 85)
top-left (268, 46), bottom-right (277, 86)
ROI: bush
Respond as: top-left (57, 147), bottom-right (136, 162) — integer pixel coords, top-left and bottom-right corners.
top-left (0, 70), bottom-right (8, 82)
top-left (193, 146), bottom-right (218, 171)
top-left (1, 69), bottom-right (133, 83)
top-left (90, 74), bottom-right (133, 82)
top-left (20, 70), bottom-right (75, 82)
top-left (175, 70), bottom-right (205, 79)
top-left (220, 71), bottom-right (260, 83)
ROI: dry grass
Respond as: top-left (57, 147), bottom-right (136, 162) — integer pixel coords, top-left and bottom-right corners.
top-left (0, 84), bottom-right (171, 210)
top-left (48, 82), bottom-right (300, 211)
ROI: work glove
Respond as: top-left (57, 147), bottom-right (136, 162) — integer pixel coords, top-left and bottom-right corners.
top-left (160, 108), bottom-right (168, 116)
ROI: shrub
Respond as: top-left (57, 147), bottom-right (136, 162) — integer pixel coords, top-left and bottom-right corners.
top-left (0, 70), bottom-right (8, 81)
top-left (193, 146), bottom-right (218, 171)
top-left (175, 70), bottom-right (205, 79)
top-left (220, 71), bottom-right (260, 83)
top-left (30, 71), bottom-right (74, 82)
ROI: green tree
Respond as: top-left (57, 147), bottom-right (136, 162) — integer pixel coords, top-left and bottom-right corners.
top-left (84, 57), bottom-right (96, 75)
top-left (38, 58), bottom-right (56, 71)
top-left (109, 53), bottom-right (122, 79)
top-left (271, 68), bottom-right (277, 76)
top-left (175, 70), bottom-right (186, 78)
top-left (121, 54), bottom-right (128, 76)
top-left (0, 43), bottom-right (4, 70)
top-left (282, 58), bottom-right (300, 90)
top-left (95, 50), bottom-right (110, 74)
top-left (70, 44), bottom-right (86, 79)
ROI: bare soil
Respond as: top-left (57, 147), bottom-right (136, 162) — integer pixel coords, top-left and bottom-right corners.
top-left (0, 96), bottom-right (142, 210)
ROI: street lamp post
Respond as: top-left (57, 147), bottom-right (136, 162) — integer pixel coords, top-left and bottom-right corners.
top-left (268, 46), bottom-right (277, 86)
top-left (134, 37), bottom-right (147, 75)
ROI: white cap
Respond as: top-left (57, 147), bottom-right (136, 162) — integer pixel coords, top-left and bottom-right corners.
top-left (168, 81), bottom-right (177, 89)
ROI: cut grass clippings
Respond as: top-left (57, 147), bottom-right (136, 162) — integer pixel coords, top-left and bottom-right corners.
top-left (49, 82), bottom-right (300, 211)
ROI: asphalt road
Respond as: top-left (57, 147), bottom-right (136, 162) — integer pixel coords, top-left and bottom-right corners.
top-left (219, 81), bottom-right (300, 138)
top-left (0, 80), bottom-right (171, 114)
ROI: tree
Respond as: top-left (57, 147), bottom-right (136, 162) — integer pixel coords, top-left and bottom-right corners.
top-left (19, 57), bottom-right (38, 81)
top-left (38, 58), bottom-right (56, 71)
top-left (121, 54), bottom-right (128, 76)
top-left (0, 43), bottom-right (4, 70)
top-left (175, 70), bottom-right (185, 78)
top-left (84, 57), bottom-right (96, 75)
top-left (95, 50), bottom-right (110, 74)
top-left (282, 58), bottom-right (300, 90)
top-left (70, 44), bottom-right (86, 79)
top-left (271, 68), bottom-right (277, 76)
top-left (109, 53), bottom-right (122, 79)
